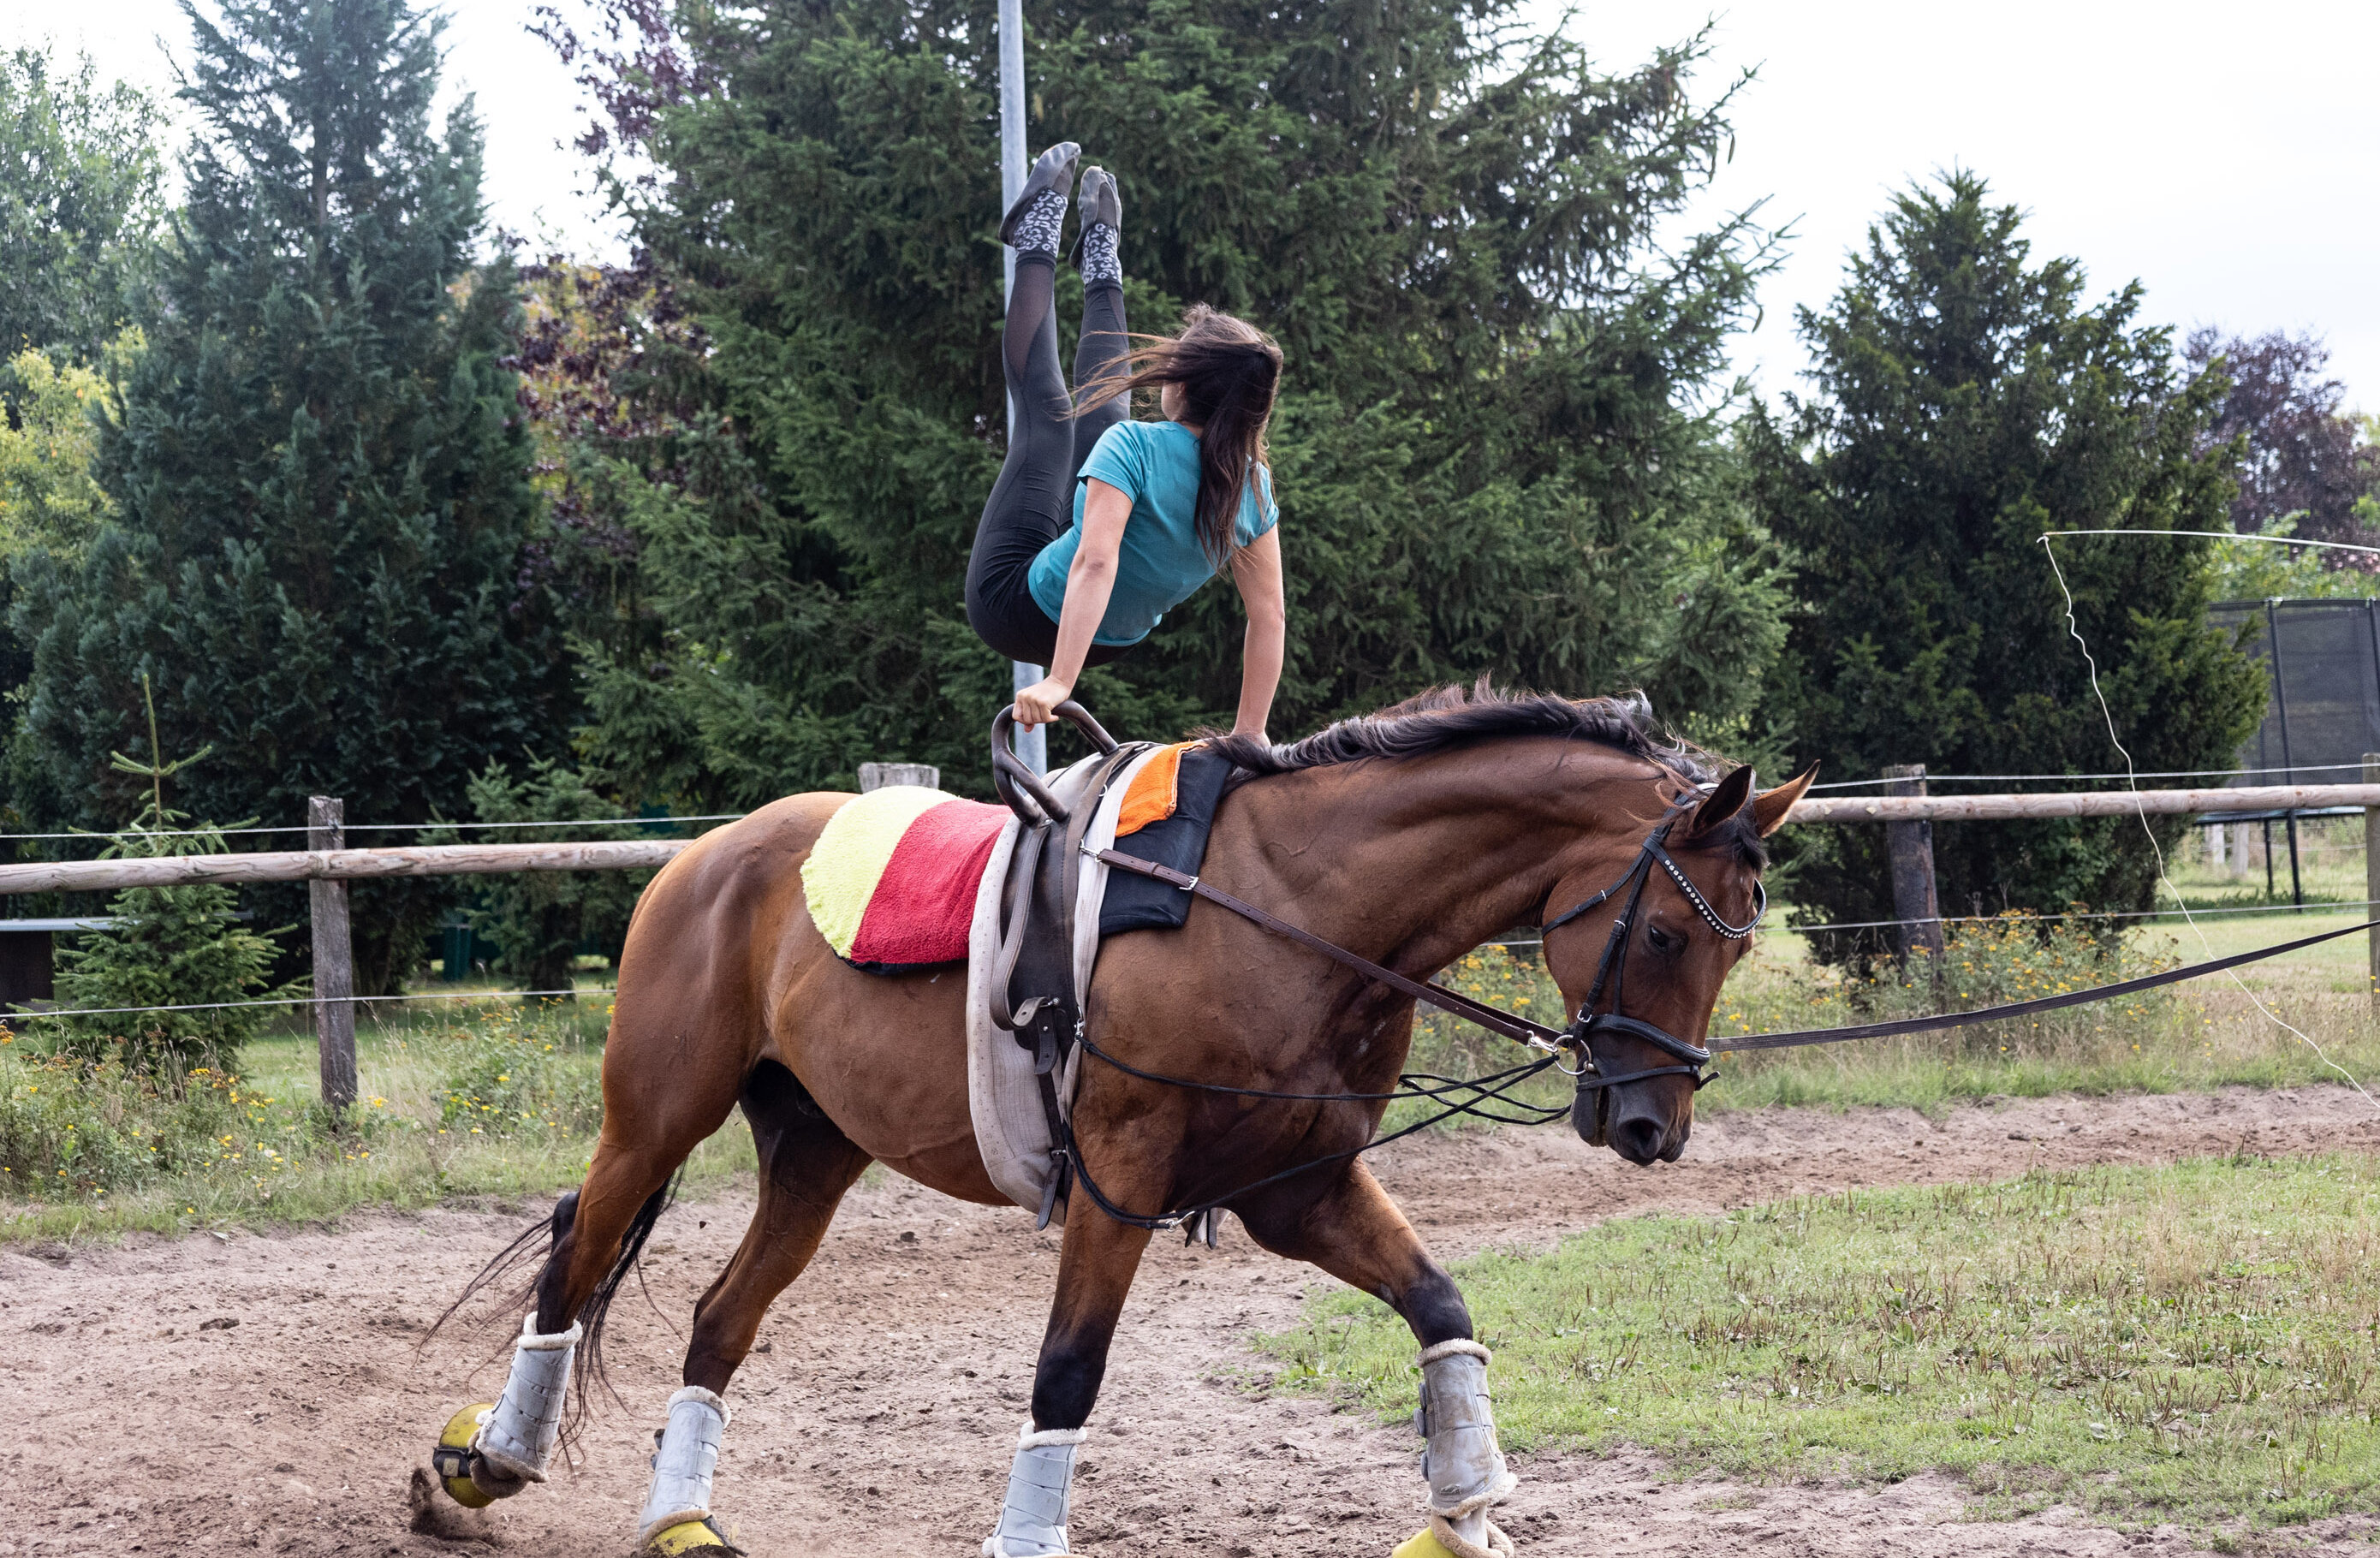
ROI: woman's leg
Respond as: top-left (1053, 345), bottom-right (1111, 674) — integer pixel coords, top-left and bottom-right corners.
top-left (1070, 168), bottom-right (1130, 480)
top-left (968, 152), bottom-right (1080, 668)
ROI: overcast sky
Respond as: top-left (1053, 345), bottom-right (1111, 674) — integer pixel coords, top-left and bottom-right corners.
top-left (15, 1), bottom-right (2377, 407)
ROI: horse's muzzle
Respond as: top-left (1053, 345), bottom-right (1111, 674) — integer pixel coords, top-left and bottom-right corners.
top-left (1574, 1085), bottom-right (1690, 1165)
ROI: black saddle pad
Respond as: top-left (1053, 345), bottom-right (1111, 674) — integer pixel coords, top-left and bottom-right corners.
top-left (1098, 744), bottom-right (1235, 936)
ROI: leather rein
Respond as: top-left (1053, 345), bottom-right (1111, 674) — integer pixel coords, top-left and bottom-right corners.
top-left (1093, 808), bottom-right (1755, 1108)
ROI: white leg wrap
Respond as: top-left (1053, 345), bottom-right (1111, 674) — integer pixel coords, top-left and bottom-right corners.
top-left (1417, 1341), bottom-right (1517, 1558)
top-left (637, 1387), bottom-right (729, 1544)
top-left (471, 1314), bottom-right (583, 1484)
top-left (982, 1421), bottom-right (1086, 1557)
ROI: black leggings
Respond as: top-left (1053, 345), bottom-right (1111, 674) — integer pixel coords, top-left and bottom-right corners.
top-left (965, 256), bottom-right (1131, 668)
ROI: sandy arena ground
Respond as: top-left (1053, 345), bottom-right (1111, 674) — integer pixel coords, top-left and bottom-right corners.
top-left (6, 1085), bottom-right (2380, 1556)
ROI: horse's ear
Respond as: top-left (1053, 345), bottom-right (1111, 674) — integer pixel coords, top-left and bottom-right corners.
top-left (1750, 764), bottom-right (1819, 837)
top-left (1682, 765), bottom-right (1756, 838)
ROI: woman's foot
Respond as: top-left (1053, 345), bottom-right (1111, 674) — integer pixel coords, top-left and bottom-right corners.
top-left (1077, 166), bottom-right (1123, 288)
top-left (1000, 141), bottom-right (1081, 256)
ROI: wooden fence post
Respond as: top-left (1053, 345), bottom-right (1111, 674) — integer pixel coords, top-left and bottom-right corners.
top-left (1883, 764), bottom-right (1945, 972)
top-left (858, 763), bottom-right (940, 793)
top-left (309, 796), bottom-right (358, 1112)
top-left (2365, 755), bottom-right (2380, 1008)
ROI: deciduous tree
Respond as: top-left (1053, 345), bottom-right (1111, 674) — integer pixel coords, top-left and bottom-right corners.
top-left (0, 48), bottom-right (164, 360)
top-left (2182, 328), bottom-right (2380, 556)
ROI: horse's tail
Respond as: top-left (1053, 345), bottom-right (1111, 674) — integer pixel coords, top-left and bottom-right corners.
top-left (425, 1170), bottom-right (682, 1445)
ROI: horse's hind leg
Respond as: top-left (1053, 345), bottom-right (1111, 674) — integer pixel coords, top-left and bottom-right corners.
top-left (449, 1008), bottom-right (747, 1508)
top-left (634, 1059), bottom-right (872, 1552)
top-left (1237, 1162), bottom-right (1514, 1558)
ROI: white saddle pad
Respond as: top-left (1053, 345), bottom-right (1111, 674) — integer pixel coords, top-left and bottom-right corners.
top-left (964, 745), bottom-right (1168, 1222)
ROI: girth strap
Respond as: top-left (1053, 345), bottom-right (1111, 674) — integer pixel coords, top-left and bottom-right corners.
top-left (997, 744), bottom-right (1150, 1228)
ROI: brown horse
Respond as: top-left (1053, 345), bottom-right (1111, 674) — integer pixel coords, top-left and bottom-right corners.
top-left (435, 685), bottom-right (1810, 1556)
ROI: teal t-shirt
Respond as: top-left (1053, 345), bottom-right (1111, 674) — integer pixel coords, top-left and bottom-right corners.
top-left (1026, 419), bottom-right (1280, 647)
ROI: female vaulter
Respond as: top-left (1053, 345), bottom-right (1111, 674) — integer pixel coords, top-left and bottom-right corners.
top-left (963, 141), bottom-right (1288, 741)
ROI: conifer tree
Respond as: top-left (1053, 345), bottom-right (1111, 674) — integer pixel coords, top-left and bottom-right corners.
top-left (535, 0), bottom-right (1789, 801)
top-left (1750, 173), bottom-right (2265, 944)
top-left (10, 0), bottom-right (568, 991)
top-left (38, 676), bottom-right (295, 1085)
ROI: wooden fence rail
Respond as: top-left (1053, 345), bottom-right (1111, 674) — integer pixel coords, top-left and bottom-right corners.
top-left (0, 839), bottom-right (692, 897)
top-left (1782, 783), bottom-right (2380, 824)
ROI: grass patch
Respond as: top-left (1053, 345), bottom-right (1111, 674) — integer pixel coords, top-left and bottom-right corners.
top-left (1260, 1155), bottom-right (2380, 1526)
top-left (0, 998), bottom-right (754, 1243)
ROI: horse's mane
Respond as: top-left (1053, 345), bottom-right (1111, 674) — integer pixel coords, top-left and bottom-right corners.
top-left (1203, 679), bottom-right (1765, 869)
top-left (1204, 677), bottom-right (1717, 788)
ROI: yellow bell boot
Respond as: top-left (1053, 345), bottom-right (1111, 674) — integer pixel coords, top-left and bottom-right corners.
top-left (429, 1402), bottom-right (496, 1508)
top-left (641, 1515), bottom-right (743, 1555)
top-left (1392, 1519), bottom-right (1513, 1558)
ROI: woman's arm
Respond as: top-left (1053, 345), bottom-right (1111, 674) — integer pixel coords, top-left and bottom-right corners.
top-left (1228, 526), bottom-right (1286, 742)
top-left (1013, 479), bottom-right (1131, 725)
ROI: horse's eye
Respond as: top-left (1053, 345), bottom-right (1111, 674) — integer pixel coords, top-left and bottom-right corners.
top-left (1645, 923), bottom-right (1684, 956)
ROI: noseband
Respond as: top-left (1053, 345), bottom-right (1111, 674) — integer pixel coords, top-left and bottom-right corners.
top-left (1543, 815), bottom-right (1765, 1140)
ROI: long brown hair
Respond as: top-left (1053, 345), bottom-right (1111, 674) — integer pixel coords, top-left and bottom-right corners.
top-left (1074, 305), bottom-right (1283, 565)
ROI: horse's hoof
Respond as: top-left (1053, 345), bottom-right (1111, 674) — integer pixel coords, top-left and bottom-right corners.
top-left (640, 1516), bottom-right (745, 1555)
top-left (430, 1402), bottom-right (497, 1508)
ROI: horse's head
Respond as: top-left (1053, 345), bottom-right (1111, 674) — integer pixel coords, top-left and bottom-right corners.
top-left (1542, 763), bottom-right (1814, 1166)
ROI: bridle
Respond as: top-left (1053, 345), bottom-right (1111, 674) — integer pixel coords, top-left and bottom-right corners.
top-left (1538, 810), bottom-right (1766, 1143)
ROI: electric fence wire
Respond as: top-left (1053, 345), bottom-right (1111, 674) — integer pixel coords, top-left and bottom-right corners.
top-left (2039, 528), bottom-right (2380, 1113)
top-left (4, 987), bottom-right (616, 1020)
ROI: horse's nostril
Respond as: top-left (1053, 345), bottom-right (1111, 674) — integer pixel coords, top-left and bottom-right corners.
top-left (1613, 1115), bottom-right (1664, 1163)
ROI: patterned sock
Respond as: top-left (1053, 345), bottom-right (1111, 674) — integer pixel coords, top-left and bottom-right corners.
top-left (1080, 222), bottom-right (1122, 288)
top-left (1010, 189), bottom-right (1067, 259)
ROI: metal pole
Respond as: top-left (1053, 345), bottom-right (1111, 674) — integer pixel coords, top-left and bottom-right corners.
top-left (2365, 754), bottom-right (2379, 1008)
top-left (2267, 601), bottom-right (2300, 907)
top-left (997, 0), bottom-right (1047, 777)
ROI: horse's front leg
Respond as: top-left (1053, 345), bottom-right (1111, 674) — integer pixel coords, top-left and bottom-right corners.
top-left (984, 1175), bottom-right (1154, 1557)
top-left (1237, 1159), bottom-right (1516, 1558)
